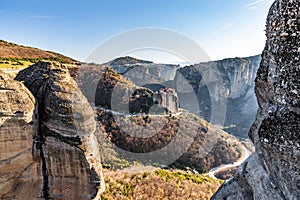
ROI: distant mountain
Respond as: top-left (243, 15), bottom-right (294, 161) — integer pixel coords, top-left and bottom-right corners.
top-left (0, 39), bottom-right (79, 64)
top-left (107, 56), bottom-right (153, 66)
top-left (107, 56), bottom-right (180, 84)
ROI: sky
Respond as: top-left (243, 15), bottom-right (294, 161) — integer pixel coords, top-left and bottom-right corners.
top-left (0, 0), bottom-right (274, 64)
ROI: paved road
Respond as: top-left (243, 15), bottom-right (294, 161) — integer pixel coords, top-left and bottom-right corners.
top-left (208, 146), bottom-right (252, 179)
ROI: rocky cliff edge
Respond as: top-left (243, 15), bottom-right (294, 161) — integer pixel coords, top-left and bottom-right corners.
top-left (212, 0), bottom-right (300, 199)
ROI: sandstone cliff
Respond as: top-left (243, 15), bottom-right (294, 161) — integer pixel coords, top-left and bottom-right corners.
top-left (212, 0), bottom-right (300, 199)
top-left (4, 61), bottom-right (105, 199)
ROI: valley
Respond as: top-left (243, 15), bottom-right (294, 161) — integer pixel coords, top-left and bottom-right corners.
top-left (0, 40), bottom-right (256, 199)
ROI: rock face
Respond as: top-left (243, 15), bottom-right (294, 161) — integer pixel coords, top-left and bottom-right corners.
top-left (129, 87), bottom-right (155, 114)
top-left (0, 70), bottom-right (43, 199)
top-left (96, 67), bottom-right (179, 114)
top-left (108, 56), bottom-right (179, 86)
top-left (153, 88), bottom-right (179, 113)
top-left (14, 61), bottom-right (104, 199)
top-left (177, 55), bottom-right (261, 137)
top-left (95, 67), bottom-right (135, 113)
top-left (212, 1), bottom-right (300, 199)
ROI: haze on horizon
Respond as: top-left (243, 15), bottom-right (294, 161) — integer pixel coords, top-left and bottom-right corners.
top-left (1, 0), bottom-right (274, 64)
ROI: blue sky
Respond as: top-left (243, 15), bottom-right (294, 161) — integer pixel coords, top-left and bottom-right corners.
top-left (0, 0), bottom-right (274, 63)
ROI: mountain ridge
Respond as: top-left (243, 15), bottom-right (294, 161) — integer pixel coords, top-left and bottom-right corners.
top-left (0, 39), bottom-right (79, 64)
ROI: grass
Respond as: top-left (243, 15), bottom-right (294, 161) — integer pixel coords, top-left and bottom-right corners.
top-left (155, 169), bottom-right (221, 185)
top-left (101, 168), bottom-right (224, 200)
top-left (0, 59), bottom-right (34, 69)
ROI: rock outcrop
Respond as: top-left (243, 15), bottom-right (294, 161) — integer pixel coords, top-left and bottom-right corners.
top-left (95, 66), bottom-right (135, 113)
top-left (95, 67), bottom-right (179, 114)
top-left (212, 1), bottom-right (300, 199)
top-left (176, 55), bottom-right (261, 137)
top-left (153, 88), bottom-right (179, 113)
top-left (0, 70), bottom-right (43, 199)
top-left (13, 61), bottom-right (104, 199)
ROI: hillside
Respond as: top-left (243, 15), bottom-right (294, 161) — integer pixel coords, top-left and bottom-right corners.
top-left (87, 67), bottom-right (245, 174)
top-left (0, 40), bottom-right (78, 63)
top-left (102, 54), bottom-right (261, 138)
top-left (101, 168), bottom-right (223, 200)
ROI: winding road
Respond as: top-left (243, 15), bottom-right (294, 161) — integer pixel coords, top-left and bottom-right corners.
top-left (208, 146), bottom-right (252, 179)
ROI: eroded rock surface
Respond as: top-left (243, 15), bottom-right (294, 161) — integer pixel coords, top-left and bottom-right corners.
top-left (212, 1), bottom-right (300, 199)
top-left (15, 61), bottom-right (104, 199)
top-left (0, 70), bottom-right (43, 199)
top-left (177, 55), bottom-right (261, 137)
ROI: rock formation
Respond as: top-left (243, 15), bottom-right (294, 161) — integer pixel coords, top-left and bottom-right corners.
top-left (0, 70), bottom-right (43, 199)
top-left (11, 61), bottom-right (104, 199)
top-left (95, 66), bottom-right (135, 113)
top-left (153, 88), bottom-right (179, 114)
top-left (129, 87), bottom-right (155, 114)
top-left (212, 0), bottom-right (300, 199)
top-left (176, 55), bottom-right (261, 137)
top-left (95, 67), bottom-right (179, 114)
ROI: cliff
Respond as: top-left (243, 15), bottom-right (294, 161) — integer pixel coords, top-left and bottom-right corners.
top-left (1, 61), bottom-right (105, 199)
top-left (0, 70), bottom-right (43, 199)
top-left (176, 55), bottom-right (261, 137)
top-left (212, 0), bottom-right (300, 199)
top-left (108, 56), bottom-right (179, 86)
top-left (95, 67), bottom-right (178, 114)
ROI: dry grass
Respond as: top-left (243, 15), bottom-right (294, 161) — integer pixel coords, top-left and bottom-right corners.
top-left (0, 40), bottom-right (78, 64)
top-left (101, 168), bottom-right (223, 200)
top-left (97, 109), bottom-right (243, 173)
